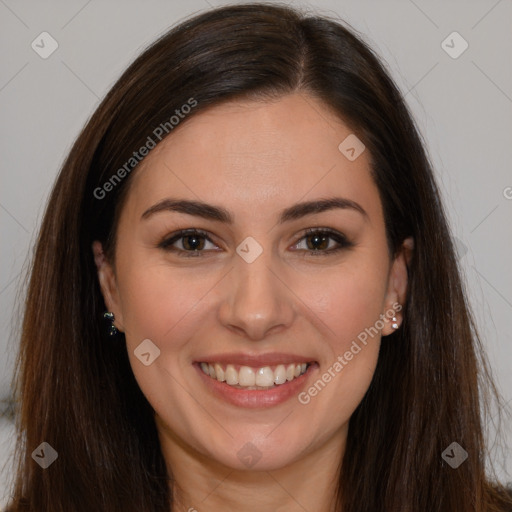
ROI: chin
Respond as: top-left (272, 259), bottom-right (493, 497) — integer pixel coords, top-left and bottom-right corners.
top-left (198, 428), bottom-right (314, 472)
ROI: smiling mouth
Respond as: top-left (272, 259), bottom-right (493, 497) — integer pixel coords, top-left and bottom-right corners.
top-left (199, 362), bottom-right (310, 390)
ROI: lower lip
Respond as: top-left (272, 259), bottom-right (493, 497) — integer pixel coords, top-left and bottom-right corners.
top-left (194, 363), bottom-right (318, 408)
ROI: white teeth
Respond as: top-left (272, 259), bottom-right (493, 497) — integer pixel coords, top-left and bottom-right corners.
top-left (239, 366), bottom-right (256, 386)
top-left (255, 366), bottom-right (274, 387)
top-left (214, 363), bottom-right (225, 382)
top-left (274, 364), bottom-right (287, 385)
top-left (200, 362), bottom-right (309, 388)
top-left (225, 364), bottom-right (239, 385)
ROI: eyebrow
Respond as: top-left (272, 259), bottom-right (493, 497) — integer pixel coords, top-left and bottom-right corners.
top-left (141, 196), bottom-right (368, 224)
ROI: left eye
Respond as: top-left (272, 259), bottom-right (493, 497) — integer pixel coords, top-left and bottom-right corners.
top-left (290, 228), bottom-right (352, 255)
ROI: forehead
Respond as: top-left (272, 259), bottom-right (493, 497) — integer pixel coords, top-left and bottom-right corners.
top-left (122, 93), bottom-right (381, 224)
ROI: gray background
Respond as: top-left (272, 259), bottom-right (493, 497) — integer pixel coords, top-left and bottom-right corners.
top-left (1, 0), bottom-right (511, 504)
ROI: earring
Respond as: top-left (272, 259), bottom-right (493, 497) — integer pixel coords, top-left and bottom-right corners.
top-left (391, 316), bottom-right (399, 330)
top-left (103, 311), bottom-right (118, 336)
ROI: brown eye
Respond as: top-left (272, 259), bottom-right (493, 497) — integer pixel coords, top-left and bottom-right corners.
top-left (180, 233), bottom-right (206, 251)
top-left (159, 229), bottom-right (217, 257)
top-left (305, 232), bottom-right (331, 251)
top-left (291, 228), bottom-right (353, 256)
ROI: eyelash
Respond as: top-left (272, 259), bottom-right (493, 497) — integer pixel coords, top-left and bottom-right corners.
top-left (158, 227), bottom-right (353, 258)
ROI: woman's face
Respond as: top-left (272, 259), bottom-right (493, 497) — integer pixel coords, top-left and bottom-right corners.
top-left (94, 93), bottom-right (410, 472)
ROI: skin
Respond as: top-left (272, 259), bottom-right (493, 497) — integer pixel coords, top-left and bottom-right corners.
top-left (93, 92), bottom-right (413, 512)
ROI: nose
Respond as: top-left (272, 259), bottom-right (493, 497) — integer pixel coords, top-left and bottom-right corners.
top-left (218, 248), bottom-right (295, 341)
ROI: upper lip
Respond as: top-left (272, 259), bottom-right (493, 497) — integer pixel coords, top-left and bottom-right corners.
top-left (195, 352), bottom-right (315, 367)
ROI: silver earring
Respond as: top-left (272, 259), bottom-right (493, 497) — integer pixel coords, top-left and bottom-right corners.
top-left (103, 311), bottom-right (118, 336)
top-left (391, 316), bottom-right (399, 330)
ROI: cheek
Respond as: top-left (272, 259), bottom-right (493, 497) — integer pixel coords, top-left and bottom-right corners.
top-left (293, 256), bottom-right (389, 420)
top-left (297, 256), bottom-right (390, 349)
top-left (115, 260), bottom-right (227, 403)
top-left (115, 261), bottom-right (219, 419)
top-left (116, 260), bottom-right (215, 345)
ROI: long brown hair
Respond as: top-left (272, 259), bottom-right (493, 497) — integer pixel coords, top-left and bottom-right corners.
top-left (8, 3), bottom-right (512, 511)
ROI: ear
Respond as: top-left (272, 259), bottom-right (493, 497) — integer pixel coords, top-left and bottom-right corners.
top-left (381, 236), bottom-right (413, 336)
top-left (92, 241), bottom-right (125, 332)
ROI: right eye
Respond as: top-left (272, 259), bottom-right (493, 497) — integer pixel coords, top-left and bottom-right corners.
top-left (158, 229), bottom-right (220, 257)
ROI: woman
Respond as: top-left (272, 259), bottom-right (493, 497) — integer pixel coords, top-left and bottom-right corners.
top-left (7, 3), bottom-right (512, 511)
